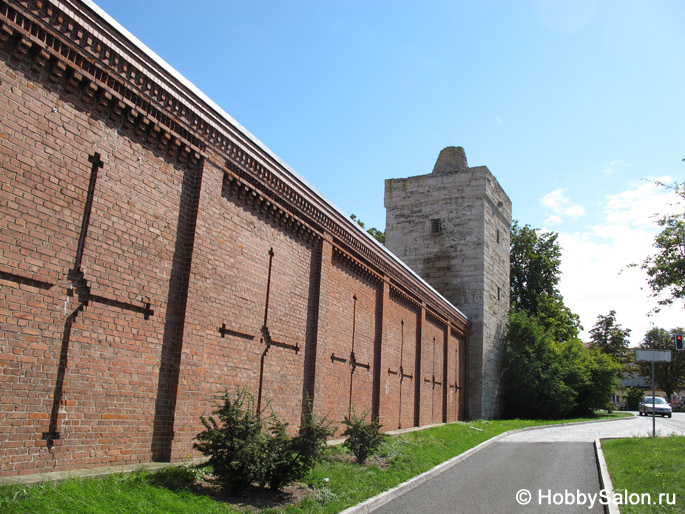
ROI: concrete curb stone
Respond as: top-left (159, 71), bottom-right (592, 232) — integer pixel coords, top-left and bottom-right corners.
top-left (594, 439), bottom-right (621, 514)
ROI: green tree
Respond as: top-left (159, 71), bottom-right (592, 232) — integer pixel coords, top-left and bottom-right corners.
top-left (558, 339), bottom-right (620, 416)
top-left (502, 310), bottom-right (576, 419)
top-left (509, 221), bottom-right (581, 341)
top-left (637, 180), bottom-right (685, 312)
top-left (351, 214), bottom-right (385, 245)
top-left (503, 221), bottom-right (619, 419)
top-left (637, 327), bottom-right (685, 404)
top-left (502, 313), bottom-right (619, 419)
top-left (589, 310), bottom-right (631, 364)
top-left (536, 294), bottom-right (582, 343)
top-left (510, 221), bottom-right (562, 316)
top-left (625, 386), bottom-right (644, 411)
top-left (367, 227), bottom-right (386, 245)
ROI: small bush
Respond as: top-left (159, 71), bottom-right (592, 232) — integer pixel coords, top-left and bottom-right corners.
top-left (259, 416), bottom-right (292, 490)
top-left (341, 410), bottom-right (385, 464)
top-left (261, 410), bottom-right (334, 490)
top-left (625, 386), bottom-right (643, 411)
top-left (193, 387), bottom-right (333, 492)
top-left (292, 410), bottom-right (335, 470)
top-left (193, 387), bottom-right (265, 493)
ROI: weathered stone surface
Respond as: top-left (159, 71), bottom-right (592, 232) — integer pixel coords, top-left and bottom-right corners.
top-left (385, 148), bottom-right (512, 419)
top-left (431, 146), bottom-right (468, 174)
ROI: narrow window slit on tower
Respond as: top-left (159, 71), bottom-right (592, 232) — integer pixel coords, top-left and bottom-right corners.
top-left (431, 218), bottom-right (442, 233)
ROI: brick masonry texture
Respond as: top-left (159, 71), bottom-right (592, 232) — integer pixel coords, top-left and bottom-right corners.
top-left (0, 0), bottom-right (471, 477)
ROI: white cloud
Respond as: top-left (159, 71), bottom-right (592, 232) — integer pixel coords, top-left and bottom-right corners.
top-left (540, 188), bottom-right (586, 223)
top-left (545, 214), bottom-right (563, 225)
top-left (564, 204), bottom-right (586, 218)
top-left (556, 178), bottom-right (683, 343)
top-left (542, 189), bottom-right (566, 211)
top-left (602, 160), bottom-right (632, 176)
top-left (603, 176), bottom-right (677, 228)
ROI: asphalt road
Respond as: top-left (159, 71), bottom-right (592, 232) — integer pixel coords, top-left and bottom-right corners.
top-left (503, 412), bottom-right (685, 442)
top-left (370, 414), bottom-right (685, 514)
top-left (372, 440), bottom-right (603, 514)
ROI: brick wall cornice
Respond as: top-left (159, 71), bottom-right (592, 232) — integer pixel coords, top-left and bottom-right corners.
top-left (389, 284), bottom-right (422, 312)
top-left (1, 0), bottom-right (469, 336)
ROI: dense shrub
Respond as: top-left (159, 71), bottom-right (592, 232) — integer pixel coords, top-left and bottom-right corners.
top-left (292, 409), bottom-right (335, 471)
top-left (341, 410), bottom-right (385, 464)
top-left (193, 387), bottom-right (333, 492)
top-left (193, 387), bottom-right (265, 492)
top-left (502, 310), bottom-right (575, 419)
top-left (502, 310), bottom-right (619, 419)
top-left (625, 387), bottom-right (644, 411)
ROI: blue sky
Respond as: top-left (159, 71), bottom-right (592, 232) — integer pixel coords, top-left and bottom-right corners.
top-left (90, 0), bottom-right (684, 342)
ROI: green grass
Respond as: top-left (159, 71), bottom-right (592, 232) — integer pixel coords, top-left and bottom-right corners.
top-left (0, 468), bottom-right (237, 514)
top-left (0, 413), bottom-right (628, 514)
top-left (601, 436), bottom-right (685, 514)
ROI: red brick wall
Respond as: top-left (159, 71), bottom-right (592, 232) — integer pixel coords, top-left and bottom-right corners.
top-left (379, 289), bottom-right (419, 430)
top-left (169, 159), bottom-right (317, 459)
top-left (0, 49), bottom-right (190, 474)
top-left (420, 315), bottom-right (446, 425)
top-left (0, 0), bottom-right (470, 477)
top-left (446, 330), bottom-right (459, 422)
top-left (314, 249), bottom-right (380, 434)
top-left (458, 336), bottom-right (468, 420)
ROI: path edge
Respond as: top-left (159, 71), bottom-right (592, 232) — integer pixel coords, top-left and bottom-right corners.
top-left (341, 415), bottom-right (634, 514)
top-left (595, 438), bottom-right (621, 514)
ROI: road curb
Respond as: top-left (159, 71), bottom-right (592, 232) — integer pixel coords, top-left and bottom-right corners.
top-left (340, 415), bottom-right (635, 514)
top-left (595, 439), bottom-right (621, 514)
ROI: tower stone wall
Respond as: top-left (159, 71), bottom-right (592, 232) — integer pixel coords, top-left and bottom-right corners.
top-left (385, 147), bottom-right (511, 419)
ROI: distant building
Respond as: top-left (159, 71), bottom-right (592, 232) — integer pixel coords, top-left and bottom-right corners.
top-left (614, 372), bottom-right (684, 411)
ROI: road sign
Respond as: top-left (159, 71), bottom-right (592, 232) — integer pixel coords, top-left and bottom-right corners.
top-left (635, 349), bottom-right (672, 362)
top-left (635, 348), bottom-right (673, 438)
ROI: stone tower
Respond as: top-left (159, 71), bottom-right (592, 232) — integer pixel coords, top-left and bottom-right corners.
top-left (384, 147), bottom-right (511, 419)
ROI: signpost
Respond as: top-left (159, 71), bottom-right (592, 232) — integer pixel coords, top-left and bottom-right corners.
top-left (635, 349), bottom-right (672, 438)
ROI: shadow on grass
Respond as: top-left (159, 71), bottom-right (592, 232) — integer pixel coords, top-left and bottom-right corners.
top-left (147, 465), bottom-right (315, 511)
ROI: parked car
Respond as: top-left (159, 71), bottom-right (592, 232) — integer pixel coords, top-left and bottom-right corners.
top-left (638, 396), bottom-right (672, 418)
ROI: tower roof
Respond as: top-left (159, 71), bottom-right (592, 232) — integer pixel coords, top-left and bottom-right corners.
top-left (432, 146), bottom-right (469, 174)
